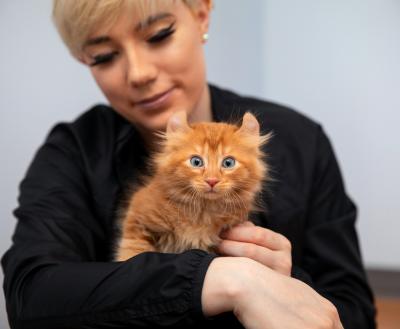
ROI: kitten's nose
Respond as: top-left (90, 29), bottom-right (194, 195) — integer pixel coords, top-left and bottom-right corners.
top-left (205, 178), bottom-right (220, 188)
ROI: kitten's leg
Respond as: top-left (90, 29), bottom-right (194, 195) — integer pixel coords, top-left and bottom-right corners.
top-left (115, 237), bottom-right (156, 261)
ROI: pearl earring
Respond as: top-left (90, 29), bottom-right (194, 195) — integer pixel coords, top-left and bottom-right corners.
top-left (202, 33), bottom-right (209, 42)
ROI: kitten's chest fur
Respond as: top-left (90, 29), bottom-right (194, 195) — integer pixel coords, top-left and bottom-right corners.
top-left (125, 179), bottom-right (250, 254)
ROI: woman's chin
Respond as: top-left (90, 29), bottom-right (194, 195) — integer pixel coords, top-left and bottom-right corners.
top-left (138, 107), bottom-right (183, 132)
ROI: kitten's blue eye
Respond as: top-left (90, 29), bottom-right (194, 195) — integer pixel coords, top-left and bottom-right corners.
top-left (222, 157), bottom-right (236, 168)
top-left (190, 156), bottom-right (204, 168)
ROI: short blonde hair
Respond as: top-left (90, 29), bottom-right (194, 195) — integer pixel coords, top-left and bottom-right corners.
top-left (52, 0), bottom-right (203, 58)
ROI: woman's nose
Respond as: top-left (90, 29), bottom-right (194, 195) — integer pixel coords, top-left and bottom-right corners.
top-left (126, 47), bottom-right (157, 88)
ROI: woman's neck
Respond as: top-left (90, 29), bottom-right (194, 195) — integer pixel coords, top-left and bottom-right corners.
top-left (187, 84), bottom-right (212, 124)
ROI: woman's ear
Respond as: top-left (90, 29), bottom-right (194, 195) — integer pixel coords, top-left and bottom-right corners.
top-left (76, 55), bottom-right (87, 65)
top-left (191, 0), bottom-right (213, 40)
top-left (75, 51), bottom-right (89, 65)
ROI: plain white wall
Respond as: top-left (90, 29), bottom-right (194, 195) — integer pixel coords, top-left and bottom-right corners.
top-left (205, 0), bottom-right (265, 96)
top-left (1, 0), bottom-right (399, 327)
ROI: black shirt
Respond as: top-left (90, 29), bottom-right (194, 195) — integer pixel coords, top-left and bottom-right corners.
top-left (2, 85), bottom-right (376, 328)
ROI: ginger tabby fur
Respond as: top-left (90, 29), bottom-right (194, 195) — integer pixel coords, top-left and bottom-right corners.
top-left (115, 111), bottom-right (270, 261)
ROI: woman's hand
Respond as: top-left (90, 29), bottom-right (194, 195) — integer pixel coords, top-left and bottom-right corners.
top-left (217, 221), bottom-right (292, 276)
top-left (202, 257), bottom-right (343, 329)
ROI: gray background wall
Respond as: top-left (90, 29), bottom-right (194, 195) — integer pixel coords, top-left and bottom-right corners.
top-left (261, 0), bottom-right (400, 269)
top-left (1, 0), bottom-right (399, 327)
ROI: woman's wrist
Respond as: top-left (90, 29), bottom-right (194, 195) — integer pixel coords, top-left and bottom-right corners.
top-left (201, 256), bottom-right (255, 317)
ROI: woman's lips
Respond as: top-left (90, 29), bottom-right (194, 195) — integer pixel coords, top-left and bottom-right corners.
top-left (135, 87), bottom-right (174, 110)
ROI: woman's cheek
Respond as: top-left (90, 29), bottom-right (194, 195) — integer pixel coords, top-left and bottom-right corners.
top-left (92, 66), bottom-right (124, 99)
top-left (165, 32), bottom-right (203, 75)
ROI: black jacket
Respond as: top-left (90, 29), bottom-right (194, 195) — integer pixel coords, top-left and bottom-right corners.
top-left (2, 85), bottom-right (376, 328)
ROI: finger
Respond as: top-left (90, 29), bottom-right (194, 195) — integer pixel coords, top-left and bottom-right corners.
top-left (217, 239), bottom-right (291, 275)
top-left (221, 221), bottom-right (254, 238)
top-left (224, 220), bottom-right (254, 231)
top-left (217, 239), bottom-right (274, 265)
top-left (221, 225), bottom-right (291, 251)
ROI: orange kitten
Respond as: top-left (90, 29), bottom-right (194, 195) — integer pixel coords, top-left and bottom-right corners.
top-left (115, 111), bottom-right (270, 261)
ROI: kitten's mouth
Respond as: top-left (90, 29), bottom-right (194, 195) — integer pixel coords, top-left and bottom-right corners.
top-left (203, 189), bottom-right (220, 199)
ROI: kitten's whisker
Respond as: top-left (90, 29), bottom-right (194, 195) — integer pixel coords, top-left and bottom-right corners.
top-left (187, 190), bottom-right (194, 217)
top-left (231, 190), bottom-right (247, 213)
top-left (234, 188), bottom-right (248, 206)
top-left (191, 189), bottom-right (200, 219)
top-left (222, 191), bottom-right (230, 215)
top-left (167, 185), bottom-right (192, 205)
top-left (183, 189), bottom-right (195, 218)
top-left (231, 192), bottom-right (242, 213)
top-left (194, 189), bottom-right (201, 215)
top-left (220, 190), bottom-right (229, 213)
top-left (184, 188), bottom-right (195, 218)
top-left (237, 191), bottom-right (247, 210)
top-left (168, 185), bottom-right (194, 220)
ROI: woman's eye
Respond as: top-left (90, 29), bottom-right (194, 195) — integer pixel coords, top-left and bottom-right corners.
top-left (190, 156), bottom-right (204, 168)
top-left (148, 23), bottom-right (175, 44)
top-left (90, 52), bottom-right (118, 67)
top-left (222, 157), bottom-right (236, 169)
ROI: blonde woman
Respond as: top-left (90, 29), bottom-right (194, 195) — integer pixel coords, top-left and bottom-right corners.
top-left (2, 1), bottom-right (375, 328)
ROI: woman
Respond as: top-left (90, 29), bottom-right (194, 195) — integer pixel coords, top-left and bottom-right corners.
top-left (2, 0), bottom-right (375, 328)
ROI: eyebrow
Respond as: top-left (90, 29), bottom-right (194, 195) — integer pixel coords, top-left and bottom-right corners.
top-left (135, 12), bottom-right (174, 31)
top-left (84, 36), bottom-right (111, 48)
top-left (83, 12), bottom-right (174, 49)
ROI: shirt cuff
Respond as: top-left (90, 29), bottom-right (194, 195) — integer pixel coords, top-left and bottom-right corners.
top-left (189, 250), bottom-right (218, 322)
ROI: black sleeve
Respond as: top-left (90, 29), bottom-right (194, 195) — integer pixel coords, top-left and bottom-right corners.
top-left (1, 125), bottom-right (216, 329)
top-left (300, 126), bottom-right (376, 328)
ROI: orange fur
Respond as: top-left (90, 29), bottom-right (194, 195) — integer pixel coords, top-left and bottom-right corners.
top-left (115, 112), bottom-right (271, 261)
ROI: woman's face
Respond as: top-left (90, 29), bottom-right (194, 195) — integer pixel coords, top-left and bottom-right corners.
top-left (81, 0), bottom-right (211, 133)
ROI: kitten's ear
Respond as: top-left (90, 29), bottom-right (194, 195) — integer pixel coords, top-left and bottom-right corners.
top-left (166, 110), bottom-right (191, 134)
top-left (237, 112), bottom-right (260, 136)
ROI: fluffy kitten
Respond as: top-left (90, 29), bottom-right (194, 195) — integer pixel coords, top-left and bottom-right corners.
top-left (115, 111), bottom-right (270, 261)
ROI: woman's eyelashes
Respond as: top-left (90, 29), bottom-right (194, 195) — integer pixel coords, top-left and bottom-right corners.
top-left (90, 51), bottom-right (118, 67)
top-left (147, 22), bottom-right (176, 43)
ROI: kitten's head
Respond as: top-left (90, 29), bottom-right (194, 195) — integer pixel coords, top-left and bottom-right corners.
top-left (153, 111), bottom-right (271, 206)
